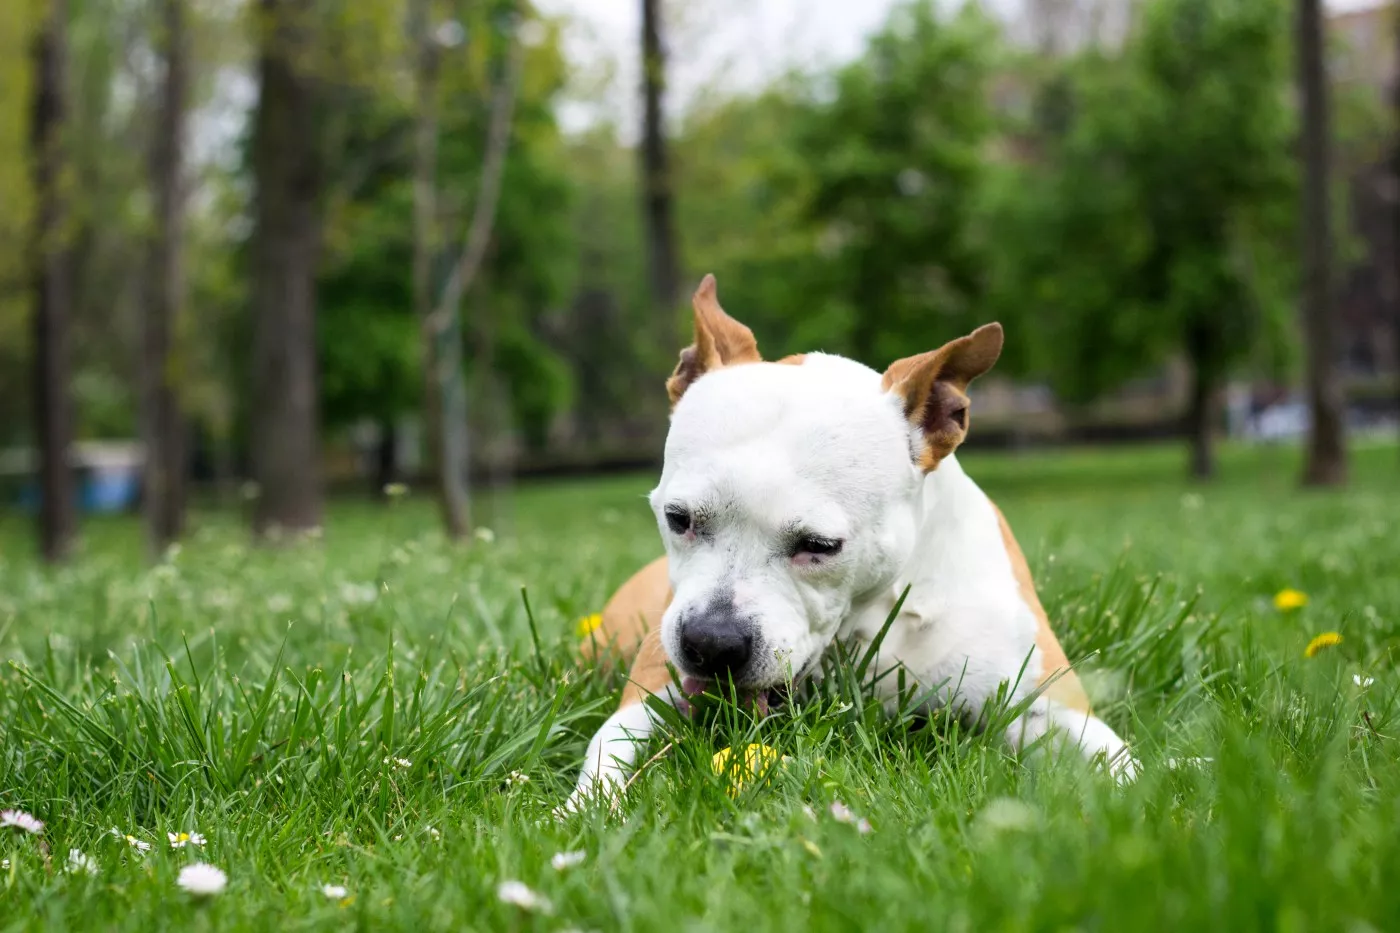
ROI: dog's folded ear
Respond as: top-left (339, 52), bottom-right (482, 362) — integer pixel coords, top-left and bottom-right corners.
top-left (881, 323), bottom-right (1004, 471)
top-left (666, 274), bottom-right (762, 406)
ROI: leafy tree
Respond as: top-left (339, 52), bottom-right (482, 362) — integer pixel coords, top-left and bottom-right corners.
top-left (315, 1), bottom-right (575, 492)
top-left (987, 0), bottom-right (1298, 478)
top-left (791, 1), bottom-right (998, 367)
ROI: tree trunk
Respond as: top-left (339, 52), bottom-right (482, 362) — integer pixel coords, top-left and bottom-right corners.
top-left (141, 0), bottom-right (189, 557)
top-left (30, 0), bottom-right (78, 563)
top-left (1185, 358), bottom-right (1217, 481)
top-left (1296, 0), bottom-right (1347, 486)
top-left (1392, 8), bottom-right (1400, 460)
top-left (373, 420), bottom-right (398, 497)
top-left (410, 0), bottom-right (469, 538)
top-left (640, 0), bottom-right (682, 346)
top-left (250, 0), bottom-right (324, 537)
top-left (410, 0), bottom-right (436, 505)
top-left (423, 17), bottom-right (525, 540)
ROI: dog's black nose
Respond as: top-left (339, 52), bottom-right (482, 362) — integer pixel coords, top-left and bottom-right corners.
top-left (679, 615), bottom-right (752, 680)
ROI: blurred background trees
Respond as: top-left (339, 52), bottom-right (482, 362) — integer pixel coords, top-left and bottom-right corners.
top-left (2, 0), bottom-right (1398, 559)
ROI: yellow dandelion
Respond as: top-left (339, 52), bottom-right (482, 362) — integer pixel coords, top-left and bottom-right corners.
top-left (1273, 588), bottom-right (1308, 612)
top-left (575, 613), bottom-right (603, 638)
top-left (1304, 631), bottom-right (1342, 658)
top-left (711, 743), bottom-right (790, 796)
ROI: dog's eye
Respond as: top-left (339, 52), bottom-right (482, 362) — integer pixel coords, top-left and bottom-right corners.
top-left (795, 535), bottom-right (843, 558)
top-left (664, 506), bottom-right (692, 536)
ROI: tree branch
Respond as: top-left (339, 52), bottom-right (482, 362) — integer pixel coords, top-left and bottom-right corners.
top-left (428, 21), bottom-right (526, 335)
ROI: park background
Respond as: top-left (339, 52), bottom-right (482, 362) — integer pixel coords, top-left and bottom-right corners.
top-left (1, 0), bottom-right (1398, 549)
top-left (3, 1), bottom-right (1400, 930)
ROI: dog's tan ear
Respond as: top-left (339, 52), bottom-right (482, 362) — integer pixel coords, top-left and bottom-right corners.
top-left (666, 275), bottom-right (762, 405)
top-left (882, 323), bottom-right (1003, 471)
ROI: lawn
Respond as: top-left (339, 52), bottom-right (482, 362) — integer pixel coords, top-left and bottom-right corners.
top-left (2, 441), bottom-right (1399, 931)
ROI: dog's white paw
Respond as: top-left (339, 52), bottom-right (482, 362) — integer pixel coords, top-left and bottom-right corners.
top-left (1107, 748), bottom-right (1139, 784)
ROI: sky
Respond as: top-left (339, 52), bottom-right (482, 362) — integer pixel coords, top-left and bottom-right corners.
top-left (538, 0), bottom-right (1389, 137)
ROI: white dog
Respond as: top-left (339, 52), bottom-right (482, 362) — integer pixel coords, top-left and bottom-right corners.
top-left (568, 275), bottom-right (1133, 809)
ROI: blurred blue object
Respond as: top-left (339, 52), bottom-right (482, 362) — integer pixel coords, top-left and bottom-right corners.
top-left (5, 442), bottom-right (143, 514)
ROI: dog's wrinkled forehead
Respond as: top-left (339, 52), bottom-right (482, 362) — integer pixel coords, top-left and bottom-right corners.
top-left (659, 354), bottom-right (915, 511)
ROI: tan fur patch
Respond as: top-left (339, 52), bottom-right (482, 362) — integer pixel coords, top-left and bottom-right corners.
top-left (992, 503), bottom-right (1092, 714)
top-left (776, 354), bottom-right (807, 366)
top-left (579, 556), bottom-right (671, 669)
top-left (619, 628), bottom-right (675, 708)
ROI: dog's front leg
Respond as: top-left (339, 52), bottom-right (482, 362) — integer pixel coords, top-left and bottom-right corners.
top-left (1005, 698), bottom-right (1138, 782)
top-left (565, 629), bottom-right (677, 814)
top-left (567, 697), bottom-right (671, 811)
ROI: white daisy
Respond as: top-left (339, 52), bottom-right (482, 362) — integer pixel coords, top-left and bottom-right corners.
top-left (1, 809), bottom-right (44, 834)
top-left (1354, 674), bottom-right (1375, 688)
top-left (168, 831), bottom-right (206, 849)
top-left (66, 849), bottom-right (98, 875)
top-left (177, 862), bottom-right (228, 897)
top-left (507, 770), bottom-right (530, 786)
top-left (321, 883), bottom-right (349, 900)
top-left (1, 858), bottom-right (9, 869)
top-left (110, 828), bottom-right (152, 851)
top-left (827, 801), bottom-right (873, 833)
top-left (497, 880), bottom-right (552, 913)
top-left (425, 826), bottom-right (441, 840)
top-left (551, 850), bottom-right (586, 871)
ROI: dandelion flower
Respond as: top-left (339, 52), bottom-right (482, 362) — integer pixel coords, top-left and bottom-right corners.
top-left (1274, 588), bottom-right (1309, 612)
top-left (551, 850), bottom-right (586, 871)
top-left (0, 810), bottom-right (43, 835)
top-left (177, 862), bottom-right (227, 897)
top-left (383, 482), bottom-right (409, 499)
top-left (167, 831), bottom-right (206, 849)
top-left (711, 743), bottom-right (789, 796)
top-left (575, 613), bottom-right (603, 638)
top-left (1354, 673), bottom-right (1375, 688)
top-left (497, 880), bottom-right (552, 913)
top-left (66, 850), bottom-right (98, 875)
top-left (1305, 631), bottom-right (1342, 658)
top-left (321, 883), bottom-right (349, 900)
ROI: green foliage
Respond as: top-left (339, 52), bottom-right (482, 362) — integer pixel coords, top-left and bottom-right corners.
top-left (314, 3), bottom-right (576, 448)
top-left (790, 2), bottom-right (998, 365)
top-left (4, 443), bottom-right (1400, 927)
top-left (987, 0), bottom-right (1300, 402)
top-left (0, 0), bottom-right (34, 443)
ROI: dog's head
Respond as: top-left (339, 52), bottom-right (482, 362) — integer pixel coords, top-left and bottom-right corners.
top-left (652, 275), bottom-right (1003, 694)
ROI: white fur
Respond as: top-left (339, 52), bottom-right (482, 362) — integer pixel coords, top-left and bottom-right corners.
top-left (569, 352), bottom-right (1134, 809)
top-left (565, 694), bottom-right (671, 813)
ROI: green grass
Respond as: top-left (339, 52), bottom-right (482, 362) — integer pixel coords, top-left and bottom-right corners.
top-left (2, 440), bottom-right (1399, 931)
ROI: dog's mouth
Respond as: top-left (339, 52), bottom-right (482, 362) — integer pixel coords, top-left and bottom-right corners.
top-left (679, 676), bottom-right (789, 717)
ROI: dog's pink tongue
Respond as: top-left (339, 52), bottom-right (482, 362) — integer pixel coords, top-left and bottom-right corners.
top-left (679, 678), bottom-right (770, 715)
